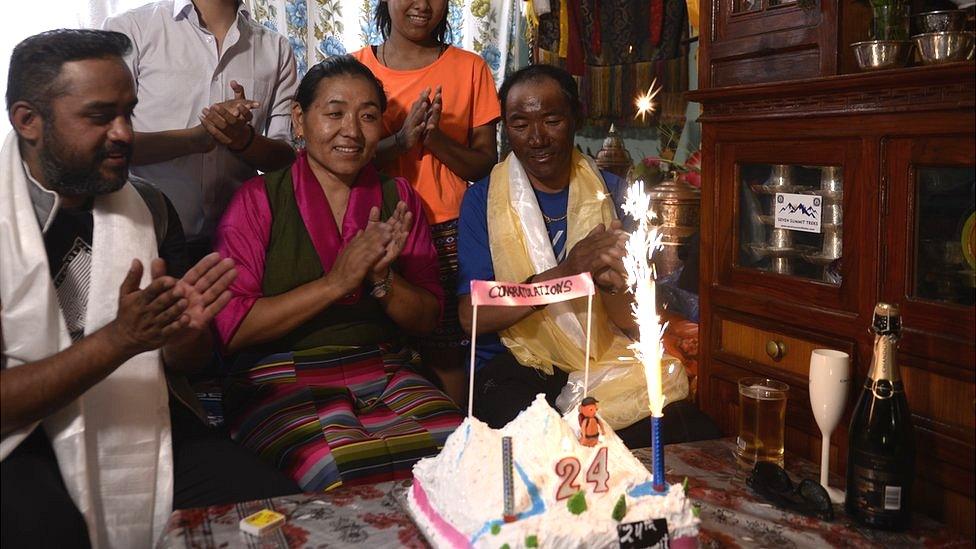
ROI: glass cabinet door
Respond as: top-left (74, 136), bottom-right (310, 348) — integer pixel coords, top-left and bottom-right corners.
top-left (882, 136), bottom-right (975, 367)
top-left (731, 0), bottom-right (762, 13)
top-left (716, 140), bottom-right (864, 314)
top-left (914, 167), bottom-right (975, 306)
top-left (737, 163), bottom-right (843, 285)
top-left (730, 0), bottom-right (796, 14)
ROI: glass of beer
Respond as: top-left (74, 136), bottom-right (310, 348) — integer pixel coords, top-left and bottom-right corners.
top-left (736, 377), bottom-right (789, 467)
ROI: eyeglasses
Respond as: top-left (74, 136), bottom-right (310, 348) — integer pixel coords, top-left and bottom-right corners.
top-left (746, 461), bottom-right (834, 521)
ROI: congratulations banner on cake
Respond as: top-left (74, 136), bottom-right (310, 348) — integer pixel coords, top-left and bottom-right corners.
top-left (469, 273), bottom-right (595, 307)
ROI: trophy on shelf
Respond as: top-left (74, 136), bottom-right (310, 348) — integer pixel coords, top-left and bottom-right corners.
top-left (749, 164), bottom-right (800, 275)
top-left (798, 166), bottom-right (844, 283)
top-left (748, 164), bottom-right (845, 281)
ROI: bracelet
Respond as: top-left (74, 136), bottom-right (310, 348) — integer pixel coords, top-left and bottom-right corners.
top-left (228, 125), bottom-right (256, 153)
top-left (370, 268), bottom-right (394, 299)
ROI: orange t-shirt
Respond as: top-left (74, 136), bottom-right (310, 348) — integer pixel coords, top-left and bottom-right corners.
top-left (353, 45), bottom-right (501, 224)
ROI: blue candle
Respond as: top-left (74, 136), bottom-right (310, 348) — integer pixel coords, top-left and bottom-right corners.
top-left (651, 416), bottom-right (667, 493)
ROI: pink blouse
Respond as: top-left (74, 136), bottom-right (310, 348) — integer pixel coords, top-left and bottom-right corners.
top-left (213, 152), bottom-right (444, 347)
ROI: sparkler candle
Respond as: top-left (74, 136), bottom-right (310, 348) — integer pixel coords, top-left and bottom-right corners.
top-left (621, 178), bottom-right (669, 493)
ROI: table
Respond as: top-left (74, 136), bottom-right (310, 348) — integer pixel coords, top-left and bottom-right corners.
top-left (643, 439), bottom-right (970, 548)
top-left (158, 439), bottom-right (971, 548)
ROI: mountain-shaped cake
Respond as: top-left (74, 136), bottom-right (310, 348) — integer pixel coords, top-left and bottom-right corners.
top-left (407, 395), bottom-right (699, 548)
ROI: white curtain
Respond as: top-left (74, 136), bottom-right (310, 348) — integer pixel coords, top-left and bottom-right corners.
top-left (246, 0), bottom-right (526, 85)
top-left (0, 0), bottom-right (151, 134)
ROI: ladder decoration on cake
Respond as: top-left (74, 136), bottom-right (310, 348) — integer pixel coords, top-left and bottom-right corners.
top-left (501, 436), bottom-right (516, 523)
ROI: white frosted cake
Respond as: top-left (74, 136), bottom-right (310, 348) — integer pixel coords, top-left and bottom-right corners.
top-left (407, 395), bottom-right (699, 548)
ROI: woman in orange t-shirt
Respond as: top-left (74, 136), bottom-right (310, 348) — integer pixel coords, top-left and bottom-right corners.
top-left (353, 0), bottom-right (500, 407)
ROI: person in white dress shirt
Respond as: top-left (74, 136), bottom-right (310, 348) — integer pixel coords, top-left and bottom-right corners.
top-left (104, 0), bottom-right (299, 260)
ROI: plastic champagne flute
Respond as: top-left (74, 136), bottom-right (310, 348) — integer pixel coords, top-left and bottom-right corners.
top-left (809, 349), bottom-right (850, 504)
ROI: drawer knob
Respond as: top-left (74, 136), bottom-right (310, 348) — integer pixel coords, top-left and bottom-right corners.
top-left (765, 340), bottom-right (787, 361)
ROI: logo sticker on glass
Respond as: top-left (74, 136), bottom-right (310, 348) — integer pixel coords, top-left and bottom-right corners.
top-left (774, 192), bottom-right (822, 233)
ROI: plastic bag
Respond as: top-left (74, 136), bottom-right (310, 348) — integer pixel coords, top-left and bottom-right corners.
top-left (555, 355), bottom-right (689, 430)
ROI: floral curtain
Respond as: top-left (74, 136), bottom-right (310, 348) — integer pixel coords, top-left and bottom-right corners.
top-left (246, 0), bottom-right (526, 85)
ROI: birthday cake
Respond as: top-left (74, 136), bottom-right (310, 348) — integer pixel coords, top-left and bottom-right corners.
top-left (407, 395), bottom-right (699, 548)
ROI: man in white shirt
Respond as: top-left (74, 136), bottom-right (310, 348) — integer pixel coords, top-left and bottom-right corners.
top-left (104, 0), bottom-right (298, 259)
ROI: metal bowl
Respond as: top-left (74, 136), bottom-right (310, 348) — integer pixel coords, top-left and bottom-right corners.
top-left (913, 31), bottom-right (976, 65)
top-left (851, 40), bottom-right (913, 70)
top-left (913, 10), bottom-right (968, 34)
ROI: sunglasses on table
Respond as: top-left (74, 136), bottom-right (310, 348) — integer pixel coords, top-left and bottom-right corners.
top-left (746, 461), bottom-right (834, 521)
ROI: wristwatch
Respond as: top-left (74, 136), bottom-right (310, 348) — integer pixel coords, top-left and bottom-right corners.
top-left (371, 269), bottom-right (393, 299)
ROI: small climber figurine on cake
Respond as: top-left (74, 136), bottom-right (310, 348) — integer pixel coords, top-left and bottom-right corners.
top-left (578, 396), bottom-right (604, 447)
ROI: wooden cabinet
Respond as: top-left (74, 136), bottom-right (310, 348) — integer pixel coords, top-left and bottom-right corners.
top-left (699, 0), bottom-right (871, 87)
top-left (688, 63), bottom-right (976, 535)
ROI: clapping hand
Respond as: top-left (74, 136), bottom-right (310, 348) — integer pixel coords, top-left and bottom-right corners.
top-left (422, 86), bottom-right (442, 145)
top-left (395, 88), bottom-right (431, 151)
top-left (199, 80), bottom-right (260, 151)
top-left (112, 258), bottom-right (188, 356)
top-left (367, 202), bottom-right (413, 282)
top-left (166, 252), bottom-right (237, 331)
top-left (593, 220), bottom-right (629, 292)
top-left (563, 221), bottom-right (629, 292)
top-left (325, 219), bottom-right (393, 296)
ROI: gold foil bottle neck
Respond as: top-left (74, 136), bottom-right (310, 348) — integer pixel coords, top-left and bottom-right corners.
top-left (868, 334), bottom-right (901, 385)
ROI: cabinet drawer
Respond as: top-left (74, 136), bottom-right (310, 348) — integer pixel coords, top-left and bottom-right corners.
top-left (717, 317), bottom-right (852, 379)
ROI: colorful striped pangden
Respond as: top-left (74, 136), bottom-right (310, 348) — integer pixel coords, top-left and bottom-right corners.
top-left (427, 218), bottom-right (467, 350)
top-left (225, 345), bottom-right (463, 492)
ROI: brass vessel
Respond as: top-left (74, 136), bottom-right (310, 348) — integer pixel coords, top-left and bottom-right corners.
top-left (647, 172), bottom-right (701, 277)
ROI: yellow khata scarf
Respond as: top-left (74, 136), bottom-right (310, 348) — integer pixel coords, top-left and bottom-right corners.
top-left (487, 151), bottom-right (688, 428)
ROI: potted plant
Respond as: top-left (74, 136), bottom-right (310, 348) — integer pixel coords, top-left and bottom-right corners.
top-left (869, 0), bottom-right (911, 40)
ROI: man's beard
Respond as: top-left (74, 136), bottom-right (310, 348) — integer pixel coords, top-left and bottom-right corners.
top-left (38, 121), bottom-right (131, 197)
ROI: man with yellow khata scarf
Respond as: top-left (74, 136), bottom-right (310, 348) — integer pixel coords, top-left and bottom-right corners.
top-left (457, 65), bottom-right (719, 448)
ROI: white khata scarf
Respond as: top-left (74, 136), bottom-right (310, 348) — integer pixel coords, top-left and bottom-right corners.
top-left (0, 130), bottom-right (173, 548)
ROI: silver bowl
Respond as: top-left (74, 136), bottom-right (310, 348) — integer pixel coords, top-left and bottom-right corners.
top-left (913, 10), bottom-right (967, 34)
top-left (851, 40), bottom-right (913, 70)
top-left (913, 31), bottom-right (975, 65)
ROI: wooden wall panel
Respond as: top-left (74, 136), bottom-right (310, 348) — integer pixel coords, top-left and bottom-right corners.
top-left (902, 366), bottom-right (976, 431)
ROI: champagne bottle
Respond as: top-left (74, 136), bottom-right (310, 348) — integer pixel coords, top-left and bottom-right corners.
top-left (845, 303), bottom-right (915, 530)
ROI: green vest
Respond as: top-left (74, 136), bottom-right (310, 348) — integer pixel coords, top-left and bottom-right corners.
top-left (256, 167), bottom-right (401, 353)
